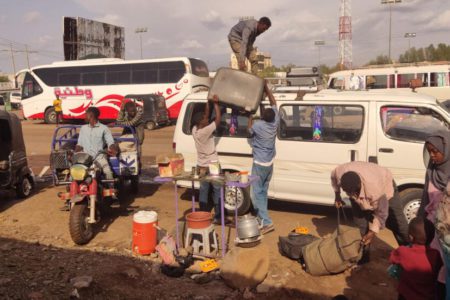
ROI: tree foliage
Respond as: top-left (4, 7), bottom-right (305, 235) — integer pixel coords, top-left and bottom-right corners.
top-left (0, 76), bottom-right (9, 82)
top-left (365, 43), bottom-right (450, 65)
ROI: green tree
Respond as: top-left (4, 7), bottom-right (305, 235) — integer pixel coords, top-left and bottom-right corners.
top-left (0, 76), bottom-right (9, 82)
top-left (366, 55), bottom-right (391, 66)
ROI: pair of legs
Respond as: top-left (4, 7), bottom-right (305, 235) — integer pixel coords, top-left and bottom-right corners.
top-left (350, 185), bottom-right (409, 247)
top-left (251, 163), bottom-right (273, 227)
top-left (229, 40), bottom-right (259, 75)
top-left (199, 181), bottom-right (222, 221)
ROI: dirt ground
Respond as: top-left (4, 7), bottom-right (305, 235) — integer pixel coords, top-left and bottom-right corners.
top-left (0, 118), bottom-right (399, 300)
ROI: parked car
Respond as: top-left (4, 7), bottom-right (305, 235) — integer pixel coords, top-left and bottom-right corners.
top-left (10, 92), bottom-right (22, 109)
top-left (173, 89), bottom-right (450, 221)
top-left (124, 94), bottom-right (170, 130)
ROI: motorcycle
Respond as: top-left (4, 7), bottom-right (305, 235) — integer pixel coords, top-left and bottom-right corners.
top-left (64, 152), bottom-right (117, 244)
top-left (51, 125), bottom-right (141, 245)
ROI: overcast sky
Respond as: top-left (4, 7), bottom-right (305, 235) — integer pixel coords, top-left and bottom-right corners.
top-left (0, 0), bottom-right (448, 74)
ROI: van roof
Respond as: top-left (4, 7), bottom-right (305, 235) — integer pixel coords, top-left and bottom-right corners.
top-left (186, 89), bottom-right (439, 105)
top-left (303, 89), bottom-right (439, 104)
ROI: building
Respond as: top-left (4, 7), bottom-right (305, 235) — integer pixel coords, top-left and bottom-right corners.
top-left (230, 47), bottom-right (272, 72)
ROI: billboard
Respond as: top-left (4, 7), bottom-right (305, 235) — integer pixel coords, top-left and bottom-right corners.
top-left (63, 17), bottom-right (125, 60)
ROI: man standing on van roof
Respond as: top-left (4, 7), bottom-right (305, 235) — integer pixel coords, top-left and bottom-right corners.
top-left (228, 17), bottom-right (271, 74)
top-left (331, 161), bottom-right (409, 262)
top-left (248, 81), bottom-right (279, 234)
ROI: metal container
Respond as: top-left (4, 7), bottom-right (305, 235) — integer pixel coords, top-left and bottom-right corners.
top-left (237, 214), bottom-right (261, 240)
top-left (208, 68), bottom-right (264, 113)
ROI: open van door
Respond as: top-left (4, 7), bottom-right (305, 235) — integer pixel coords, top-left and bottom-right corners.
top-left (274, 101), bottom-right (369, 205)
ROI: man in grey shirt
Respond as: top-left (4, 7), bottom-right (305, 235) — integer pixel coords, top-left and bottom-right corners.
top-left (228, 17), bottom-right (271, 74)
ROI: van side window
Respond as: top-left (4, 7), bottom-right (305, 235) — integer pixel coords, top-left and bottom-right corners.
top-left (182, 103), bottom-right (251, 138)
top-left (380, 106), bottom-right (449, 142)
top-left (279, 104), bottom-right (364, 143)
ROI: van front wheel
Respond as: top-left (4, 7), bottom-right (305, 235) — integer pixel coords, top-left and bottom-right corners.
top-left (224, 186), bottom-right (251, 216)
top-left (399, 188), bottom-right (422, 223)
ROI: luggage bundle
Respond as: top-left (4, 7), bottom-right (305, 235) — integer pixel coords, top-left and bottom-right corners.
top-left (279, 209), bottom-right (363, 276)
top-left (208, 68), bottom-right (264, 113)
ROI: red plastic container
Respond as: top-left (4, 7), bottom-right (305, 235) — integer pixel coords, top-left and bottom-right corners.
top-left (186, 211), bottom-right (213, 229)
top-left (132, 211), bottom-right (158, 255)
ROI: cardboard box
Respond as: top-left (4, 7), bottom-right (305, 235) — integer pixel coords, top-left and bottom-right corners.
top-left (156, 153), bottom-right (184, 177)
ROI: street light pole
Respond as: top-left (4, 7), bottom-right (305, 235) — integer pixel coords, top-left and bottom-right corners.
top-left (314, 40), bottom-right (325, 66)
top-left (135, 27), bottom-right (148, 59)
top-left (404, 32), bottom-right (416, 52)
top-left (381, 0), bottom-right (401, 64)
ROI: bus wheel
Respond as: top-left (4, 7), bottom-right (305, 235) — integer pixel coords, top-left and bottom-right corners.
top-left (44, 108), bottom-right (57, 124)
top-left (145, 121), bottom-right (156, 130)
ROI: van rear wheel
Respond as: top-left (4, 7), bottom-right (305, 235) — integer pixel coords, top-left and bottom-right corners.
top-left (224, 186), bottom-right (251, 216)
top-left (399, 188), bottom-right (422, 223)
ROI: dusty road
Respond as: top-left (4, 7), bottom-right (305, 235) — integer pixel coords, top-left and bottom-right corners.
top-left (0, 119), bottom-right (399, 299)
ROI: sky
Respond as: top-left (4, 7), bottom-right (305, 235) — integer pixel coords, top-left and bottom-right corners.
top-left (0, 0), bottom-right (449, 74)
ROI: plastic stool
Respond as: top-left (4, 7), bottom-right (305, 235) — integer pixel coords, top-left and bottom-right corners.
top-left (185, 224), bottom-right (218, 255)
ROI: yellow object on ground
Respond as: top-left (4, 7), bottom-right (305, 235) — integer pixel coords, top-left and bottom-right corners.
top-left (294, 226), bottom-right (309, 234)
top-left (200, 259), bottom-right (219, 273)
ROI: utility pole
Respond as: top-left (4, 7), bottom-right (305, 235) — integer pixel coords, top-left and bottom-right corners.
top-left (135, 27), bottom-right (148, 59)
top-left (381, 0), bottom-right (402, 64)
top-left (25, 44), bottom-right (30, 69)
top-left (314, 40), bottom-right (325, 66)
top-left (9, 43), bottom-right (16, 75)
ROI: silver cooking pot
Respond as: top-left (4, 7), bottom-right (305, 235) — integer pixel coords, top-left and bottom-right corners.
top-left (237, 214), bottom-right (261, 240)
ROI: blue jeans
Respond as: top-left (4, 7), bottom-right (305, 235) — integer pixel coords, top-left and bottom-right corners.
top-left (251, 163), bottom-right (273, 226)
top-left (199, 181), bottom-right (222, 220)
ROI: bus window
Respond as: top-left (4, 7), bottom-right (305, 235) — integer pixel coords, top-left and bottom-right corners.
top-left (417, 73), bottom-right (428, 87)
top-left (82, 66), bottom-right (106, 85)
top-left (329, 77), bottom-right (345, 89)
top-left (132, 63), bottom-right (158, 84)
top-left (22, 72), bottom-right (42, 99)
top-left (189, 59), bottom-right (209, 77)
top-left (58, 70), bottom-right (81, 86)
top-left (366, 75), bottom-right (390, 89)
top-left (158, 61), bottom-right (185, 83)
top-left (396, 74), bottom-right (415, 88)
top-left (106, 65), bottom-right (131, 85)
top-left (387, 75), bottom-right (395, 88)
top-left (430, 72), bottom-right (448, 87)
top-left (34, 68), bottom-right (58, 86)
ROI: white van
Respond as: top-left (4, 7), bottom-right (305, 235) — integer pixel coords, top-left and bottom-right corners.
top-left (173, 89), bottom-right (450, 221)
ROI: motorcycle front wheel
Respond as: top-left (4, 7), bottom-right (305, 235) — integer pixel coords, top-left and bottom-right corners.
top-left (69, 202), bottom-right (94, 245)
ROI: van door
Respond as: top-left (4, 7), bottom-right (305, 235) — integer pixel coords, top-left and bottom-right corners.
top-left (375, 103), bottom-right (450, 184)
top-left (275, 102), bottom-right (368, 205)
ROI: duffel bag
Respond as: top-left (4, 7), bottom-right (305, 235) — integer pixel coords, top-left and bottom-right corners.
top-left (302, 209), bottom-right (363, 276)
top-left (279, 233), bottom-right (319, 260)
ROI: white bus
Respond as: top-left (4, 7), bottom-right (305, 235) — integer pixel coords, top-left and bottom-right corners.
top-left (327, 63), bottom-right (450, 102)
top-left (17, 57), bottom-right (210, 123)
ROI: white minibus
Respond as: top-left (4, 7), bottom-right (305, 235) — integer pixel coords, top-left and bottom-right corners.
top-left (174, 89), bottom-right (450, 221)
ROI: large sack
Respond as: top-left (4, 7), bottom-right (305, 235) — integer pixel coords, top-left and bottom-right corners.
top-left (208, 68), bottom-right (264, 113)
top-left (302, 224), bottom-right (362, 276)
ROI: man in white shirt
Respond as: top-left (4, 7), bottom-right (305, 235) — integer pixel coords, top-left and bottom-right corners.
top-left (192, 95), bottom-right (223, 224)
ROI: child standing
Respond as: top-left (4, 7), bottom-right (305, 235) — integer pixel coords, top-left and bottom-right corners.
top-left (389, 217), bottom-right (442, 300)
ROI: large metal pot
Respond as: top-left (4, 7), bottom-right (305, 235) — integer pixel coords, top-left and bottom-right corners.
top-left (237, 214), bottom-right (260, 240)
